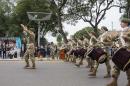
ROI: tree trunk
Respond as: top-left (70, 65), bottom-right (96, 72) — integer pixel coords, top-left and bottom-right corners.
top-left (126, 0), bottom-right (130, 18)
top-left (59, 29), bottom-right (68, 43)
top-left (93, 26), bottom-right (99, 37)
top-left (57, 13), bottom-right (68, 43)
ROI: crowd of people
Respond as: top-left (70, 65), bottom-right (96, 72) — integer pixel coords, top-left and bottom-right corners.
top-left (36, 43), bottom-right (59, 60)
top-left (0, 39), bottom-right (21, 59)
top-left (0, 37), bottom-right (63, 61)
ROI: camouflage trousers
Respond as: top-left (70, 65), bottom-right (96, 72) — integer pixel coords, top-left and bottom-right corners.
top-left (94, 55), bottom-right (111, 73)
top-left (93, 47), bottom-right (111, 73)
top-left (23, 47), bottom-right (35, 67)
top-left (112, 66), bottom-right (130, 80)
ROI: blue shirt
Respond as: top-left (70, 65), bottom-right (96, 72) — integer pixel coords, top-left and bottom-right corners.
top-left (16, 37), bottom-right (22, 49)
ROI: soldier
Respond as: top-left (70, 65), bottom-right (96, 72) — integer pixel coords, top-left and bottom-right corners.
top-left (21, 24), bottom-right (36, 69)
top-left (50, 42), bottom-right (55, 60)
top-left (75, 36), bottom-right (89, 67)
top-left (107, 17), bottom-right (130, 86)
top-left (67, 39), bottom-right (77, 62)
top-left (88, 27), bottom-right (111, 78)
top-left (54, 45), bottom-right (58, 60)
top-left (82, 36), bottom-right (90, 67)
top-left (87, 31), bottom-right (99, 72)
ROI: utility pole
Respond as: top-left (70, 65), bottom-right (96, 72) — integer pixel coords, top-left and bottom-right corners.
top-left (111, 21), bottom-right (113, 31)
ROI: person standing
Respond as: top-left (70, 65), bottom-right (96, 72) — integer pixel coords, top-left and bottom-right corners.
top-left (50, 42), bottom-right (55, 60)
top-left (21, 24), bottom-right (36, 69)
top-left (16, 36), bottom-right (22, 59)
top-left (3, 41), bottom-right (6, 59)
top-left (21, 37), bottom-right (27, 58)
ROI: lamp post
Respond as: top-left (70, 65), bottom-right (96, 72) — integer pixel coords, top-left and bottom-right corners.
top-left (111, 21), bottom-right (113, 31)
top-left (27, 12), bottom-right (51, 47)
top-left (38, 21), bottom-right (41, 47)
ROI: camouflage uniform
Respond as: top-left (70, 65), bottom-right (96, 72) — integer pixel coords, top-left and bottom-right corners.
top-left (88, 30), bottom-right (111, 78)
top-left (67, 39), bottom-right (77, 62)
top-left (87, 35), bottom-right (98, 72)
top-left (92, 46), bottom-right (111, 77)
top-left (23, 31), bottom-right (35, 68)
top-left (107, 20), bottom-right (130, 86)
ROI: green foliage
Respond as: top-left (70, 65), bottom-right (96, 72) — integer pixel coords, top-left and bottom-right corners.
top-left (0, 0), bottom-right (69, 44)
top-left (74, 27), bottom-right (94, 39)
top-left (40, 37), bottom-right (47, 46)
top-left (52, 31), bottom-right (68, 43)
top-left (0, 0), bottom-right (14, 37)
top-left (12, 0), bottom-right (67, 44)
top-left (57, 34), bottom-right (63, 43)
top-left (64, 31), bottom-right (68, 36)
top-left (118, 0), bottom-right (130, 17)
top-left (14, 0), bottom-right (51, 24)
top-left (49, 0), bottom-right (68, 43)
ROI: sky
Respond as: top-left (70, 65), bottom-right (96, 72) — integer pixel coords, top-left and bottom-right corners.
top-left (45, 7), bottom-right (123, 43)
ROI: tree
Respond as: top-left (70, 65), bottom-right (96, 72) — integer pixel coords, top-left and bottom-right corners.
top-left (13, 0), bottom-right (69, 45)
top-left (50, 0), bottom-right (68, 43)
top-left (118, 0), bottom-right (130, 17)
top-left (13, 0), bottom-right (50, 25)
top-left (52, 30), bottom-right (68, 44)
top-left (74, 27), bottom-right (94, 40)
top-left (66, 0), bottom-right (116, 37)
top-left (0, 0), bottom-right (15, 37)
top-left (12, 0), bottom-right (52, 44)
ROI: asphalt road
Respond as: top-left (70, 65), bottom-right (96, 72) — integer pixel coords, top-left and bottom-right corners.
top-left (0, 60), bottom-right (127, 86)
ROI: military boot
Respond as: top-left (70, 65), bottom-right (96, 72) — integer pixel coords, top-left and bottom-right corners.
top-left (31, 63), bottom-right (36, 69)
top-left (88, 67), bottom-right (94, 72)
top-left (24, 64), bottom-right (30, 68)
top-left (31, 59), bottom-right (36, 69)
top-left (88, 68), bottom-right (96, 76)
top-left (106, 78), bottom-right (118, 86)
top-left (24, 60), bottom-right (30, 68)
top-left (104, 71), bottom-right (111, 78)
top-left (86, 58), bottom-right (91, 68)
top-left (126, 69), bottom-right (130, 86)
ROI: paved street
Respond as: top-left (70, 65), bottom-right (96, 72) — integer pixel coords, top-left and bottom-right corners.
top-left (0, 60), bottom-right (127, 86)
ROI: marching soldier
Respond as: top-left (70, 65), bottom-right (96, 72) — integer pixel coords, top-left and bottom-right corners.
top-left (75, 37), bottom-right (88, 67)
top-left (82, 36), bottom-right (90, 68)
top-left (87, 31), bottom-right (99, 72)
top-left (107, 17), bottom-right (130, 86)
top-left (21, 24), bottom-right (36, 69)
top-left (88, 27), bottom-right (111, 78)
top-left (67, 39), bottom-right (77, 63)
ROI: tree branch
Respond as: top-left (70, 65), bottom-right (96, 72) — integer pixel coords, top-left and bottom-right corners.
top-left (59, 0), bottom-right (67, 11)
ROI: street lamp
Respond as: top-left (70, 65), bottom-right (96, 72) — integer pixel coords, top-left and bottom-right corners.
top-left (27, 12), bottom-right (52, 47)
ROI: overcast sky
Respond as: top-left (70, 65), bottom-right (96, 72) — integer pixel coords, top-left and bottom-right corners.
top-left (45, 7), bottom-right (123, 43)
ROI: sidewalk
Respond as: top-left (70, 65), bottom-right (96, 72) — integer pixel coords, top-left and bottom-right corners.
top-left (0, 57), bottom-right (62, 61)
top-left (0, 58), bottom-right (23, 61)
